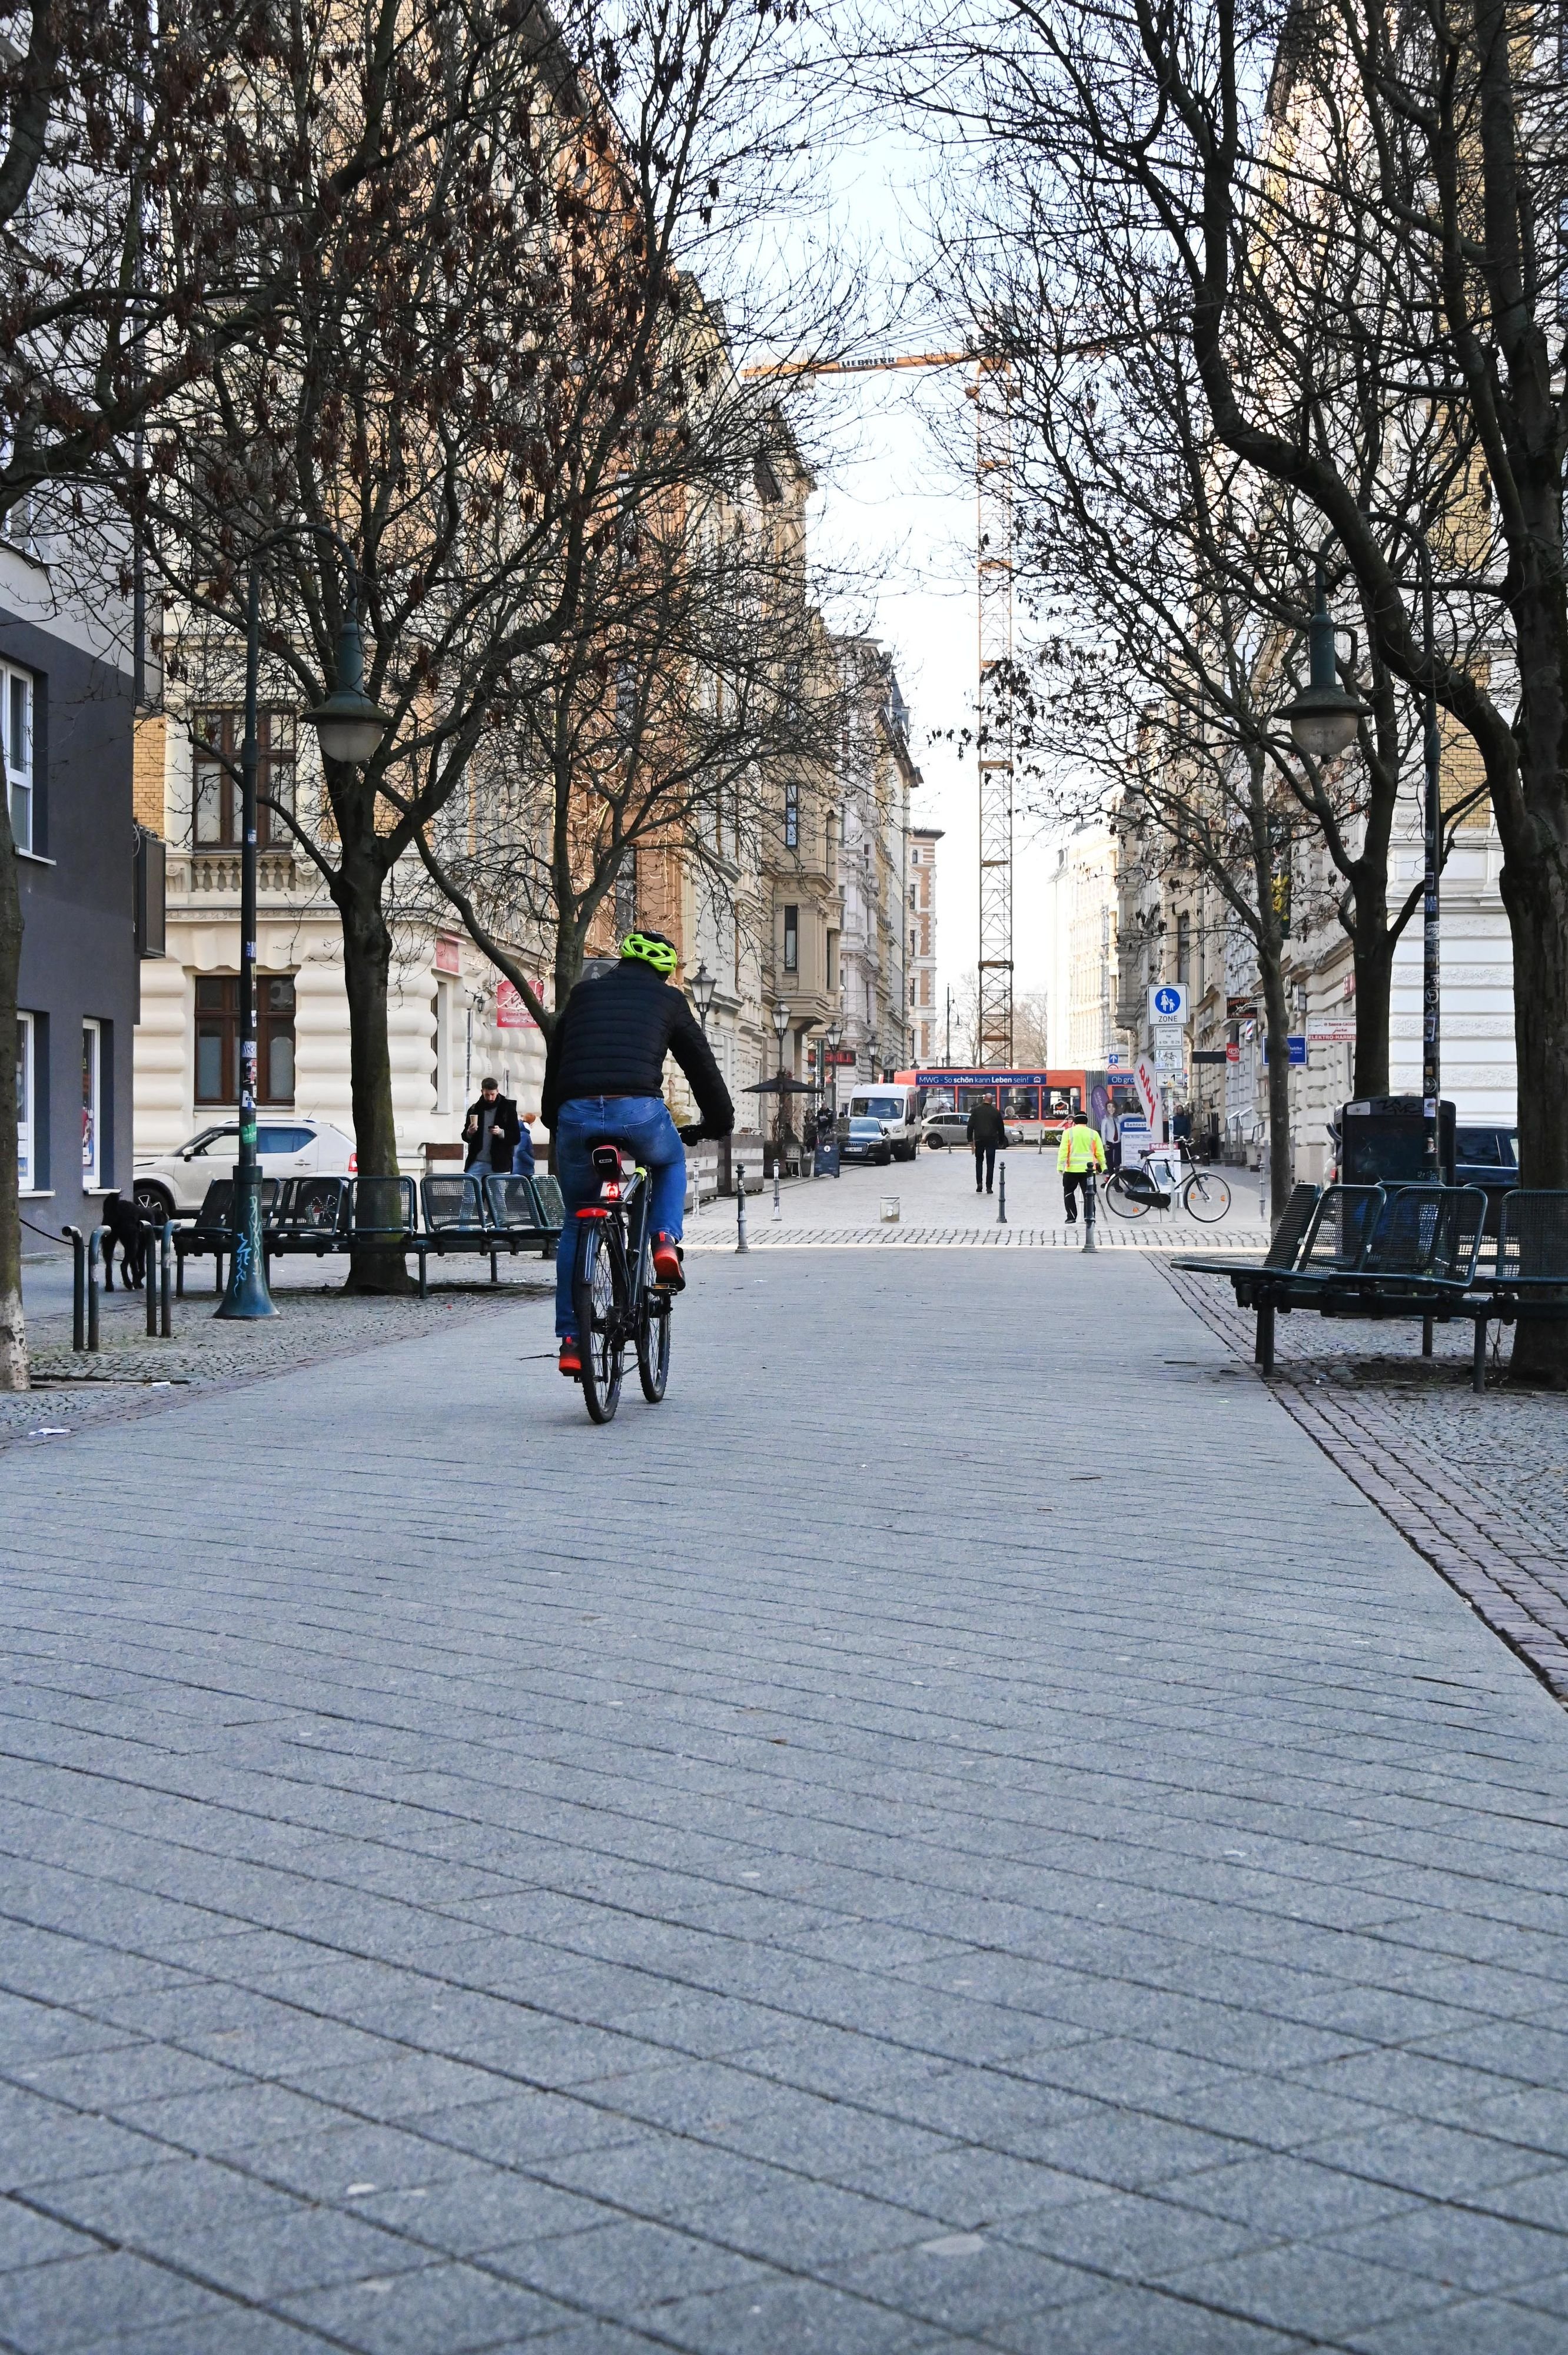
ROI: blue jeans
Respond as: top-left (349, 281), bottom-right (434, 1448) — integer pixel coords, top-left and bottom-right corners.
top-left (553, 1096), bottom-right (687, 1336)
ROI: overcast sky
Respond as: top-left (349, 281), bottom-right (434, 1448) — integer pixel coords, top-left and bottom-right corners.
top-left (784, 115), bottom-right (1060, 1028)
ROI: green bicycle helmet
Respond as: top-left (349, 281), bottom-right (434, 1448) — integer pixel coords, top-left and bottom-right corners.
top-left (619, 929), bottom-right (679, 976)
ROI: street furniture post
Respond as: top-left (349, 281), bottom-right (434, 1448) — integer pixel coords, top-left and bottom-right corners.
top-left (736, 1162), bottom-right (749, 1254)
top-left (1084, 1171), bottom-right (1098, 1252)
top-left (997, 1160), bottom-right (1006, 1223)
top-left (63, 1226), bottom-right (85, 1351)
top-left (87, 1226), bottom-right (105, 1351)
top-left (144, 1225), bottom-right (159, 1338)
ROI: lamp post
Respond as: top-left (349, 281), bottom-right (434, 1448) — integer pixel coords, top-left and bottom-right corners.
top-left (217, 529), bottom-right (390, 1319)
top-left (690, 959), bottom-right (716, 1033)
top-left (826, 1013), bottom-right (843, 1120)
top-left (865, 1031), bottom-right (879, 1084)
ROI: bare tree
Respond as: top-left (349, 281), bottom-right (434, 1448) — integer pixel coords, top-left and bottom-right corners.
top-left (147, 0), bottom-right (842, 1287)
top-left (908, 0), bottom-right (1568, 1372)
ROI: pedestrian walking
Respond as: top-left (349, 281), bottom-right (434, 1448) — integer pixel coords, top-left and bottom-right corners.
top-left (1101, 1102), bottom-right (1121, 1174)
top-left (511, 1113), bottom-right (538, 1178)
top-left (464, 1077), bottom-right (520, 1173)
top-left (967, 1096), bottom-right (1005, 1193)
top-left (1058, 1109), bottom-right (1107, 1222)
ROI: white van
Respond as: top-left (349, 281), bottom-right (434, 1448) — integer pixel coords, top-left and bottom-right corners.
top-left (844, 1083), bottom-right (922, 1162)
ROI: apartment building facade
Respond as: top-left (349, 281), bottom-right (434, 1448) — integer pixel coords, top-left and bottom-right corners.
top-left (908, 825), bottom-right (943, 1064)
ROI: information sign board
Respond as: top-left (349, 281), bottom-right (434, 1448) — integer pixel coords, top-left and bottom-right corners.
top-left (1148, 983), bottom-right (1190, 1025)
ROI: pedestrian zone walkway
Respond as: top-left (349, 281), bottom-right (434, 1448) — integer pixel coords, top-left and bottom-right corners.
top-left (5, 1247), bottom-right (1568, 2353)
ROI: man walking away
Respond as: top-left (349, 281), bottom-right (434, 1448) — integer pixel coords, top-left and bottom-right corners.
top-left (511, 1113), bottom-right (538, 1178)
top-left (1058, 1109), bottom-right (1107, 1223)
top-left (464, 1077), bottom-right (520, 1174)
top-left (967, 1096), bottom-right (1005, 1193)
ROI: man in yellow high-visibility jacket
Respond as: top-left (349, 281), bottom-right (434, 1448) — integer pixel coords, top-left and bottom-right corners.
top-left (1057, 1110), bottom-right (1107, 1223)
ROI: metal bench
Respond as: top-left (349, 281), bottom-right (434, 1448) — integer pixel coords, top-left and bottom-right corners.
top-left (1172, 1181), bottom-right (1321, 1311)
top-left (265, 1174), bottom-right (353, 1264)
top-left (485, 1174), bottom-right (562, 1261)
top-left (1187, 1184), bottom-right (1492, 1374)
top-left (411, 1172), bottom-right (563, 1295)
top-left (1468, 1191), bottom-right (1568, 1391)
top-left (174, 1178), bottom-right (281, 1295)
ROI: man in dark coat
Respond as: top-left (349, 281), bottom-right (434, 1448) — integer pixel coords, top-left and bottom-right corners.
top-left (464, 1077), bottom-right (520, 1173)
top-left (966, 1097), bottom-right (1006, 1194)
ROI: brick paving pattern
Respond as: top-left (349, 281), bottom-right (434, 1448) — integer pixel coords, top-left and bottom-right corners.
top-left (4, 1249), bottom-right (1568, 2349)
top-left (2, 1270), bottom-right (552, 1453)
top-left (1164, 1263), bottom-right (1568, 1708)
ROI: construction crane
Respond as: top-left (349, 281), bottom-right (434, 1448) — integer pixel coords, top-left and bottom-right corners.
top-left (742, 349), bottom-right (1016, 1067)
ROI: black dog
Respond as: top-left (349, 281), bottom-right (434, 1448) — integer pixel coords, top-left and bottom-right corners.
top-left (99, 1191), bottom-right (150, 1290)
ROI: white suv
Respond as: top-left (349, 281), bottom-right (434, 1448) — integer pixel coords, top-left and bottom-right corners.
top-left (132, 1117), bottom-right (357, 1219)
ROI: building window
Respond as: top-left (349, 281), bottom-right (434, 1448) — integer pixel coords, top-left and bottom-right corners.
top-left (783, 905), bottom-right (798, 973)
top-left (4, 665), bottom-right (33, 855)
top-left (908, 883), bottom-right (916, 908)
top-left (826, 930), bottom-right (838, 995)
top-left (195, 975), bottom-right (297, 1104)
top-left (16, 1012), bottom-right (35, 1189)
top-left (784, 776), bottom-right (799, 850)
top-left (613, 848), bottom-right (636, 933)
top-left (193, 711), bottom-right (296, 850)
top-left (81, 1019), bottom-right (101, 1186)
top-left (1177, 913), bottom-right (1191, 987)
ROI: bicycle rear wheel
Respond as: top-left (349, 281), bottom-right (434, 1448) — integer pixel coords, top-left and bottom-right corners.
top-left (1102, 1174), bottom-right (1150, 1219)
top-left (637, 1295), bottom-right (672, 1402)
top-left (1184, 1172), bottom-right (1233, 1223)
top-left (572, 1223), bottom-right (625, 1424)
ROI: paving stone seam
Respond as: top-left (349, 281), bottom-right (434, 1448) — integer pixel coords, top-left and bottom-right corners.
top-left (1159, 1265), bottom-right (1568, 1713)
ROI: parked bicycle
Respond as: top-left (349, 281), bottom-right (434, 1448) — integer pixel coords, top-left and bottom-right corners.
top-left (570, 1143), bottom-right (677, 1422)
top-left (1102, 1143), bottom-right (1233, 1223)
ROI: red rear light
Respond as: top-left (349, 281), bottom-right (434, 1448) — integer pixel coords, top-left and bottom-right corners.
top-left (348, 1152), bottom-right (358, 1173)
top-left (600, 1181), bottom-right (622, 1201)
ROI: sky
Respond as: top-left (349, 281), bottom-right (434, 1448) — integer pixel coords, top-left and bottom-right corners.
top-left (775, 126), bottom-right (1060, 1021)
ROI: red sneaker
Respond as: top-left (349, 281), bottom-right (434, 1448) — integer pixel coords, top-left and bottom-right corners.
top-left (650, 1233), bottom-right (685, 1289)
top-left (558, 1336), bottom-right (582, 1378)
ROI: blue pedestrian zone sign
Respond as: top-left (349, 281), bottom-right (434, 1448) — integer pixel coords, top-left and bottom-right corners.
top-left (1152, 985), bottom-right (1184, 1019)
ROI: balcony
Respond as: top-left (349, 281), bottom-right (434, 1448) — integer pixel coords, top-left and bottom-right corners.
top-left (171, 852), bottom-right (299, 897)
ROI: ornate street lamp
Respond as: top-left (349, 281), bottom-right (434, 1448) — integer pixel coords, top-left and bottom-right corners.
top-left (216, 529), bottom-right (391, 1321)
top-left (1279, 558), bottom-right (1367, 764)
top-left (690, 960), bottom-right (717, 1031)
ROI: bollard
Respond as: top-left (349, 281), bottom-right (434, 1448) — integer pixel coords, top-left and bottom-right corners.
top-left (735, 1161), bottom-right (749, 1254)
top-left (1083, 1172), bottom-right (1098, 1252)
top-left (997, 1161), bottom-right (1007, 1224)
top-left (772, 1162), bottom-right (781, 1223)
top-left (87, 1225), bottom-right (106, 1351)
top-left (143, 1223), bottom-right (160, 1337)
top-left (63, 1226), bottom-right (86, 1351)
top-left (160, 1220), bottom-right (173, 1338)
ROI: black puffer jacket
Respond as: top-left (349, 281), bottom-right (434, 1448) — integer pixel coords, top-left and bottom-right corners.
top-left (542, 960), bottom-right (735, 1135)
top-left (966, 1100), bottom-right (1006, 1150)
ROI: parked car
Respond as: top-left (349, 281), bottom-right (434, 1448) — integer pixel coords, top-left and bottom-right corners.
top-left (842, 1116), bottom-right (895, 1166)
top-left (1456, 1125), bottom-right (1519, 1235)
top-left (923, 1105), bottom-right (1029, 1149)
top-left (133, 1116), bottom-right (357, 1220)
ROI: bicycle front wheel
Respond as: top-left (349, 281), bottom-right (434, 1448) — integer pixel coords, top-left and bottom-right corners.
top-left (1184, 1172), bottom-right (1233, 1224)
top-left (1101, 1175), bottom-right (1150, 1219)
top-left (573, 1222), bottom-right (625, 1424)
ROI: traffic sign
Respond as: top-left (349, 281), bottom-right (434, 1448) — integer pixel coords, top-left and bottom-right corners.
top-left (1148, 983), bottom-right (1190, 1024)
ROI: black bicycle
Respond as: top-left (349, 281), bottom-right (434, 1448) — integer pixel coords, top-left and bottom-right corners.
top-left (570, 1143), bottom-right (675, 1423)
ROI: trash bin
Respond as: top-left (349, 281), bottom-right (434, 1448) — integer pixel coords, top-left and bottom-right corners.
top-left (1340, 1095), bottom-right (1455, 1186)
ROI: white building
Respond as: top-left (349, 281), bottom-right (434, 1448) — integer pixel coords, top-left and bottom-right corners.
top-left (132, 711), bottom-right (548, 1170)
top-left (1043, 823), bottom-right (1120, 1067)
top-left (908, 825), bottom-right (942, 1064)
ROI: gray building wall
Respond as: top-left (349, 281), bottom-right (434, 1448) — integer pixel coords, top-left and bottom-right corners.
top-left (8, 590), bottom-right (137, 1252)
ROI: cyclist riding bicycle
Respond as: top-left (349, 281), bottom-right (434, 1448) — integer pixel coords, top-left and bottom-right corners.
top-left (542, 930), bottom-right (735, 1379)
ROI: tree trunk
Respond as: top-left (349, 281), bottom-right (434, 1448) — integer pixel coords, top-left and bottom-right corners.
top-left (1260, 948), bottom-right (1294, 1226)
top-left (1351, 920), bottom-right (1393, 1101)
top-left (1500, 832), bottom-right (1568, 1384)
top-left (334, 844), bottom-right (411, 1295)
top-left (0, 798), bottom-right (27, 1391)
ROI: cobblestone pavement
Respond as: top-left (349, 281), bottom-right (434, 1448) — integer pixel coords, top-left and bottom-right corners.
top-left (689, 1149), bottom-right (1271, 1252)
top-left (7, 1249), bottom-right (1568, 2350)
top-left (1164, 1263), bottom-right (1568, 1710)
top-left (2, 1261), bottom-right (553, 1452)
